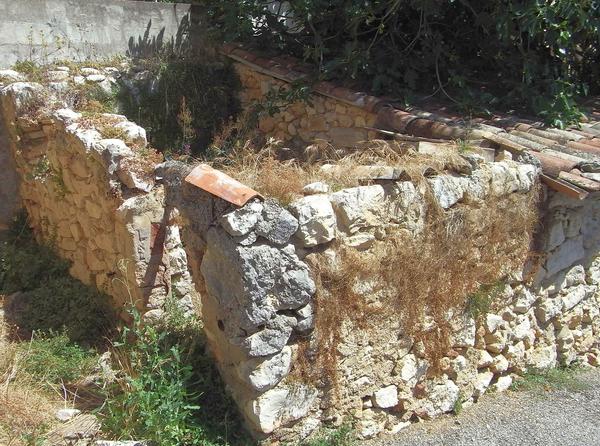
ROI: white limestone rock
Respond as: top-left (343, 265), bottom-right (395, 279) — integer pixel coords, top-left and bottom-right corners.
top-left (238, 346), bottom-right (293, 392)
top-left (115, 121), bottom-right (147, 146)
top-left (219, 201), bottom-right (263, 237)
top-left (56, 408), bottom-right (81, 422)
top-left (289, 195), bottom-right (337, 246)
top-left (562, 284), bottom-right (591, 311)
top-left (490, 354), bottom-right (509, 373)
top-left (344, 232), bottom-right (376, 250)
top-left (419, 380), bottom-right (460, 417)
top-left (535, 297), bottom-right (564, 323)
top-left (372, 385), bottom-right (399, 409)
top-left (302, 182), bottom-right (330, 195)
top-left (473, 371), bottom-right (494, 399)
top-left (527, 345), bottom-right (557, 370)
top-left (245, 384), bottom-right (317, 434)
top-left (428, 175), bottom-right (466, 209)
top-left (329, 185), bottom-right (385, 233)
top-left (0, 69), bottom-right (26, 82)
top-left (493, 375), bottom-right (513, 392)
top-left (513, 287), bottom-right (537, 313)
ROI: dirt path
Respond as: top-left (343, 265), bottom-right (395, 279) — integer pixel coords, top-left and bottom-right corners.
top-left (366, 368), bottom-right (600, 446)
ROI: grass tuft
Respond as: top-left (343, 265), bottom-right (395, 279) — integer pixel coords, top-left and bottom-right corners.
top-left (511, 366), bottom-right (587, 393)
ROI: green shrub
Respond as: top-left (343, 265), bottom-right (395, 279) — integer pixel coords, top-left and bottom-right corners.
top-left (204, 0), bottom-right (600, 126)
top-left (102, 308), bottom-right (250, 446)
top-left (119, 56), bottom-right (241, 156)
top-left (18, 331), bottom-right (98, 387)
top-left (511, 366), bottom-right (587, 393)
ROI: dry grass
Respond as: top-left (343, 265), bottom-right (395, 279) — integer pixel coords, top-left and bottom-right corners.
top-left (217, 138), bottom-right (470, 203)
top-left (293, 177), bottom-right (541, 398)
top-left (0, 315), bottom-right (61, 445)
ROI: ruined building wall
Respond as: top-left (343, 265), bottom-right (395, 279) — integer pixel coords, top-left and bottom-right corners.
top-left (163, 151), bottom-right (600, 441)
top-left (234, 63), bottom-right (379, 146)
top-left (0, 77), bottom-right (195, 315)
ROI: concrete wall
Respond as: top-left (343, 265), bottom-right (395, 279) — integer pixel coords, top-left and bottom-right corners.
top-left (0, 0), bottom-right (192, 68)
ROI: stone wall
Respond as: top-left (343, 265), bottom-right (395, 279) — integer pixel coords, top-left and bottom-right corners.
top-left (160, 149), bottom-right (600, 441)
top-left (0, 74), bottom-right (196, 316)
top-left (0, 0), bottom-right (192, 68)
top-left (0, 108), bottom-right (20, 229)
top-left (235, 63), bottom-right (379, 147)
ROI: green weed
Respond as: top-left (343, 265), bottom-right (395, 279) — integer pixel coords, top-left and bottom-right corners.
top-left (466, 281), bottom-right (505, 319)
top-left (301, 425), bottom-right (354, 446)
top-left (511, 366), bottom-right (587, 393)
top-left (18, 331), bottom-right (98, 389)
top-left (101, 306), bottom-right (250, 446)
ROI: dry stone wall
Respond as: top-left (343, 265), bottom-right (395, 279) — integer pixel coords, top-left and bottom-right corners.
top-left (235, 63), bottom-right (379, 147)
top-left (160, 151), bottom-right (600, 442)
top-left (2, 62), bottom-right (600, 444)
top-left (0, 74), bottom-right (196, 316)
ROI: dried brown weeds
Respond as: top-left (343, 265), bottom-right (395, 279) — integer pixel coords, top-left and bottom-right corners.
top-left (294, 180), bottom-right (541, 399)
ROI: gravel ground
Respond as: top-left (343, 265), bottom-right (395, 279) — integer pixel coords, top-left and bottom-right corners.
top-left (366, 368), bottom-right (600, 446)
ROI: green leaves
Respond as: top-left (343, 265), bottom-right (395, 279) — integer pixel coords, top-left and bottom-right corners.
top-left (202, 0), bottom-right (600, 126)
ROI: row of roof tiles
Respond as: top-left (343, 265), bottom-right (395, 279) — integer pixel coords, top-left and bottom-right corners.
top-left (221, 43), bottom-right (600, 199)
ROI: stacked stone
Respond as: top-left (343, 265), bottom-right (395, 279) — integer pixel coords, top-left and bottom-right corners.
top-left (177, 155), bottom-right (591, 441)
top-left (235, 64), bottom-right (378, 146)
top-left (0, 76), bottom-right (196, 314)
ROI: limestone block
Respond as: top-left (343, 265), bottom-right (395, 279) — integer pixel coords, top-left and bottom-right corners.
top-left (289, 195), bottom-right (337, 247)
top-left (201, 228), bottom-right (315, 343)
top-left (238, 346), bottom-right (293, 392)
top-left (219, 201), bottom-right (263, 237)
top-left (428, 175), bottom-right (466, 209)
top-left (115, 121), bottom-right (147, 146)
top-left (256, 200), bottom-right (299, 245)
top-left (302, 182), bottom-right (330, 195)
top-left (473, 371), bottom-right (494, 399)
top-left (562, 284), bottom-right (592, 311)
top-left (527, 344), bottom-right (557, 370)
top-left (329, 185), bottom-right (385, 234)
top-left (418, 380), bottom-right (460, 417)
top-left (545, 237), bottom-right (585, 277)
top-left (535, 296), bottom-right (564, 324)
top-left (493, 376), bottom-right (513, 392)
top-left (490, 354), bottom-right (509, 373)
top-left (85, 199), bottom-right (103, 219)
top-left (513, 287), bottom-right (537, 313)
top-left (489, 162), bottom-right (521, 196)
top-left (372, 385), bottom-right (399, 409)
top-left (245, 384), bottom-right (317, 434)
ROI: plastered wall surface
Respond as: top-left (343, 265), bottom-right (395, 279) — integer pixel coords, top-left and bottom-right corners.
top-left (0, 0), bottom-right (191, 68)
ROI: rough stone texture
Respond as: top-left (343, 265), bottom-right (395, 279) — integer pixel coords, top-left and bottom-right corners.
top-left (0, 77), bottom-right (196, 313)
top-left (169, 149), bottom-right (600, 441)
top-left (235, 63), bottom-right (379, 146)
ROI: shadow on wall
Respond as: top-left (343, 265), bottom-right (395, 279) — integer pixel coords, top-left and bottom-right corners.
top-left (127, 13), bottom-right (191, 59)
top-left (126, 4), bottom-right (212, 60)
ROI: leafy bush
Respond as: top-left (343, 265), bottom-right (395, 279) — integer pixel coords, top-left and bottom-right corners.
top-left (203, 0), bottom-right (600, 126)
top-left (119, 56), bottom-right (241, 156)
top-left (18, 331), bottom-right (98, 387)
top-left (0, 215), bottom-right (114, 344)
top-left (102, 308), bottom-right (249, 446)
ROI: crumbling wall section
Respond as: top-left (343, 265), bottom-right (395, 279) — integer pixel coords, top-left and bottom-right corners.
top-left (0, 78), bottom-right (195, 315)
top-left (234, 63), bottom-right (379, 146)
top-left (162, 154), bottom-right (600, 441)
